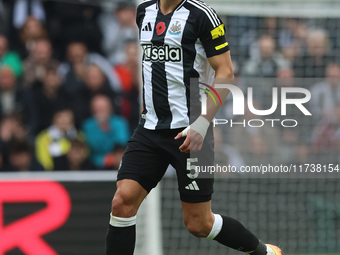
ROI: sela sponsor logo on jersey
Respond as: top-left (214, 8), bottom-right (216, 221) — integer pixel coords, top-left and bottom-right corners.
top-left (168, 21), bottom-right (182, 35)
top-left (142, 44), bottom-right (182, 62)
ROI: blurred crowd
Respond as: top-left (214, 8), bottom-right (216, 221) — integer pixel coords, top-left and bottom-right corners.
top-left (216, 16), bottom-right (340, 171)
top-left (0, 1), bottom-right (340, 172)
top-left (0, 0), bottom-right (138, 171)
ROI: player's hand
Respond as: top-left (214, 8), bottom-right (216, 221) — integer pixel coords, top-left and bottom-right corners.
top-left (174, 129), bottom-right (204, 153)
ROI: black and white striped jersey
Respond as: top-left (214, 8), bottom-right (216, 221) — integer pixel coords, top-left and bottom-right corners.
top-left (137, 0), bottom-right (229, 130)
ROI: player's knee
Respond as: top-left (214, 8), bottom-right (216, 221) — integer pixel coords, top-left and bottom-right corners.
top-left (184, 219), bottom-right (212, 238)
top-left (111, 191), bottom-right (138, 217)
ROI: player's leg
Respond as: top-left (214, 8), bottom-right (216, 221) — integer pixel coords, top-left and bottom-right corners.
top-left (182, 200), bottom-right (282, 254)
top-left (173, 128), bottom-right (281, 254)
top-left (106, 126), bottom-right (170, 255)
top-left (181, 200), bottom-right (269, 254)
top-left (181, 200), bottom-right (214, 237)
top-left (112, 179), bottom-right (148, 217)
top-left (106, 179), bottom-right (148, 255)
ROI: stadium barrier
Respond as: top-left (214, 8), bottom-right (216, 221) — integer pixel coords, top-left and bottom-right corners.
top-left (1, 171), bottom-right (339, 254)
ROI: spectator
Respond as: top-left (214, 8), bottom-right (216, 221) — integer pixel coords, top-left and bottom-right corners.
top-left (334, 148), bottom-right (340, 165)
top-left (73, 64), bottom-right (118, 126)
top-left (45, 0), bottom-right (102, 54)
top-left (241, 35), bottom-right (290, 111)
top-left (242, 35), bottom-right (290, 78)
top-left (103, 144), bottom-right (126, 170)
top-left (310, 63), bottom-right (340, 120)
top-left (5, 139), bottom-right (44, 171)
top-left (16, 16), bottom-right (48, 58)
top-left (82, 95), bottom-right (129, 169)
top-left (0, 114), bottom-right (28, 168)
top-left (293, 29), bottom-right (333, 77)
top-left (12, 0), bottom-right (45, 30)
top-left (23, 38), bottom-right (59, 88)
top-left (35, 108), bottom-right (84, 170)
top-left (228, 101), bottom-right (281, 165)
top-left (274, 67), bottom-right (312, 160)
top-left (246, 134), bottom-right (272, 166)
top-left (213, 127), bottom-right (245, 175)
top-left (279, 18), bottom-right (308, 63)
top-left (276, 67), bottom-right (295, 86)
top-left (311, 102), bottom-right (340, 162)
top-left (58, 41), bottom-right (122, 94)
top-left (114, 41), bottom-right (140, 131)
top-left (0, 114), bottom-right (27, 144)
top-left (0, 34), bottom-right (23, 77)
top-left (53, 139), bottom-right (96, 171)
top-left (0, 145), bottom-right (4, 171)
top-left (99, 1), bottom-right (138, 65)
top-left (236, 17), bottom-right (279, 63)
top-left (0, 67), bottom-right (28, 121)
top-left (59, 41), bottom-right (88, 94)
top-left (0, 2), bottom-right (5, 34)
top-left (115, 41), bottom-right (139, 87)
top-left (31, 67), bottom-right (71, 134)
top-left (291, 143), bottom-right (310, 165)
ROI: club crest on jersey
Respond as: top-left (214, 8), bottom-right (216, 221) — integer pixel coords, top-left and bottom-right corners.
top-left (169, 21), bottom-right (182, 35)
top-left (142, 44), bottom-right (181, 62)
top-left (156, 22), bottom-right (166, 35)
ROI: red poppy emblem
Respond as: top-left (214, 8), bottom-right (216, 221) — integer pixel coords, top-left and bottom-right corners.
top-left (156, 22), bottom-right (166, 35)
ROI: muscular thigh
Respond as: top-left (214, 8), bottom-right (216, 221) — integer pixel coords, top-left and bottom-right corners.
top-left (117, 126), bottom-right (170, 193)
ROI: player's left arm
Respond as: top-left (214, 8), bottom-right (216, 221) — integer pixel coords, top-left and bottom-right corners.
top-left (175, 51), bottom-right (233, 153)
top-left (203, 50), bottom-right (234, 122)
top-left (175, 8), bottom-right (233, 153)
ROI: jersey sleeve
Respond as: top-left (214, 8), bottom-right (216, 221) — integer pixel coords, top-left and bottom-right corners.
top-left (198, 8), bottom-right (230, 58)
top-left (136, 3), bottom-right (145, 30)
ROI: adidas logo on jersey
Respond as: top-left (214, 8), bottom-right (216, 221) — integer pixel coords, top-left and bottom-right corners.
top-left (142, 22), bottom-right (152, 32)
top-left (142, 44), bottom-right (182, 62)
top-left (185, 181), bottom-right (200, 191)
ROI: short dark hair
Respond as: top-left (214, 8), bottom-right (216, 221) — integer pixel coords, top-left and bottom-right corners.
top-left (116, 1), bottom-right (136, 10)
top-left (53, 106), bottom-right (73, 116)
top-left (9, 140), bottom-right (32, 155)
top-left (70, 139), bottom-right (87, 149)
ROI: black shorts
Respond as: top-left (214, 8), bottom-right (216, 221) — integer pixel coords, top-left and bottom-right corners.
top-left (117, 125), bottom-right (214, 203)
